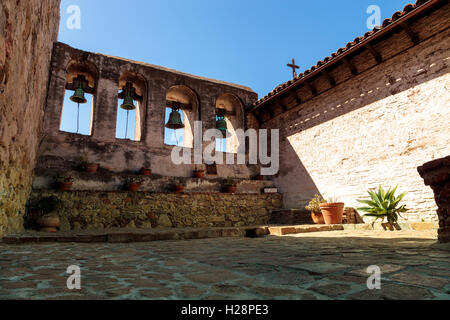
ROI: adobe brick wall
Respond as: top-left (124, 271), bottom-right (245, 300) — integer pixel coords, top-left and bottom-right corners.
top-left (29, 191), bottom-right (282, 230)
top-left (0, 1), bottom-right (61, 236)
top-left (261, 4), bottom-right (449, 222)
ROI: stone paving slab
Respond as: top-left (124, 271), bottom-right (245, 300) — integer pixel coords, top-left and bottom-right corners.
top-left (0, 230), bottom-right (448, 300)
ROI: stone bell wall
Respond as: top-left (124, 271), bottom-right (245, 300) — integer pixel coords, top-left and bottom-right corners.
top-left (0, 1), bottom-right (61, 236)
top-left (37, 42), bottom-right (259, 179)
top-left (30, 191), bottom-right (282, 230)
top-left (260, 3), bottom-right (450, 222)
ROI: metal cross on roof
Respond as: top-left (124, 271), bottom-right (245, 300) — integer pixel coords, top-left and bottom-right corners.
top-left (287, 58), bottom-right (300, 79)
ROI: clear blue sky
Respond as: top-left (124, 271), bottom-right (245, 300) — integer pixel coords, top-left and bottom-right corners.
top-left (58, 0), bottom-right (412, 139)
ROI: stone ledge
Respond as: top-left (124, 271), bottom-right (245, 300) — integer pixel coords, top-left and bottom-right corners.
top-left (32, 169), bottom-right (275, 194)
top-left (1, 223), bottom-right (352, 244)
top-left (1, 227), bottom-right (257, 244)
top-left (268, 224), bottom-right (344, 236)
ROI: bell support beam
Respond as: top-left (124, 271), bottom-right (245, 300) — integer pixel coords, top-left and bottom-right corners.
top-left (65, 75), bottom-right (95, 94)
top-left (167, 100), bottom-right (192, 110)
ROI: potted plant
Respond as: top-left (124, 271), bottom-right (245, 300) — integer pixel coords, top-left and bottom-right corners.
top-left (357, 185), bottom-right (408, 230)
top-left (55, 174), bottom-right (74, 191)
top-left (175, 183), bottom-right (185, 193)
top-left (127, 178), bottom-right (142, 192)
top-left (80, 152), bottom-right (99, 173)
top-left (193, 166), bottom-right (205, 179)
top-left (224, 178), bottom-right (237, 194)
top-left (305, 194), bottom-right (326, 224)
top-left (320, 197), bottom-right (345, 225)
top-left (140, 167), bottom-right (152, 176)
top-left (32, 196), bottom-right (62, 232)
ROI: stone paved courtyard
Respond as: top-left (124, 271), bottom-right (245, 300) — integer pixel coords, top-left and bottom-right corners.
top-left (0, 230), bottom-right (449, 300)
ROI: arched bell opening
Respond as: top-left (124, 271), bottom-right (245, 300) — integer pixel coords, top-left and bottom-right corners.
top-left (215, 93), bottom-right (244, 154)
top-left (116, 72), bottom-right (147, 141)
top-left (60, 60), bottom-right (98, 135)
top-left (164, 85), bottom-right (199, 148)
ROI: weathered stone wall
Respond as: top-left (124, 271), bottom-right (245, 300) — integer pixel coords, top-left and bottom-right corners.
top-left (261, 4), bottom-right (450, 221)
top-left (0, 1), bottom-right (60, 236)
top-left (418, 156), bottom-right (450, 243)
top-left (37, 42), bottom-right (259, 179)
top-left (30, 191), bottom-right (282, 230)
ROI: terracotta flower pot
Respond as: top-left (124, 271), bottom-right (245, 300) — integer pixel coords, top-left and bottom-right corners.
top-left (128, 183), bottom-right (141, 192)
top-left (320, 203), bottom-right (345, 225)
top-left (58, 182), bottom-right (73, 191)
top-left (175, 185), bottom-right (185, 193)
top-left (140, 168), bottom-right (152, 176)
top-left (85, 163), bottom-right (99, 173)
top-left (36, 214), bottom-right (60, 232)
top-left (225, 186), bottom-right (237, 194)
top-left (311, 212), bottom-right (325, 224)
top-left (193, 170), bottom-right (205, 179)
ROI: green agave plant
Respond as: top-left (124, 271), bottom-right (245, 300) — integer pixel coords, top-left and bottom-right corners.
top-left (357, 186), bottom-right (408, 225)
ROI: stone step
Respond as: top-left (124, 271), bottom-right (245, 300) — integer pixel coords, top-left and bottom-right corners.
top-left (33, 168), bottom-right (275, 194)
top-left (268, 224), bottom-right (345, 236)
top-left (1, 224), bottom-right (346, 244)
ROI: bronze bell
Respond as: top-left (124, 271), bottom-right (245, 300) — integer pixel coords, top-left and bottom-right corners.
top-left (216, 114), bottom-right (229, 137)
top-left (165, 108), bottom-right (185, 130)
top-left (120, 84), bottom-right (136, 111)
top-left (120, 95), bottom-right (136, 111)
top-left (70, 84), bottom-right (87, 104)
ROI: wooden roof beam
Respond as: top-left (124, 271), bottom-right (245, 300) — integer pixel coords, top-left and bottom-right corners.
top-left (400, 22), bottom-right (420, 45)
top-left (267, 105), bottom-right (275, 118)
top-left (289, 89), bottom-right (301, 105)
top-left (253, 111), bottom-right (263, 125)
top-left (342, 56), bottom-right (358, 76)
top-left (322, 69), bottom-right (336, 87)
top-left (279, 102), bottom-right (288, 112)
top-left (365, 43), bottom-right (382, 63)
top-left (304, 81), bottom-right (317, 96)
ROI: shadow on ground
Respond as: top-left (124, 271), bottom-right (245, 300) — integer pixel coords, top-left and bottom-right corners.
top-left (0, 231), bottom-right (448, 300)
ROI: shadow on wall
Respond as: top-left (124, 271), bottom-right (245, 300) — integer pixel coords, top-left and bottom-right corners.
top-left (275, 141), bottom-right (322, 209)
top-left (271, 35), bottom-right (449, 210)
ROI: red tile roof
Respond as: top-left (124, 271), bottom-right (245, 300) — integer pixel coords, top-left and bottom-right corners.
top-left (251, 0), bottom-right (433, 110)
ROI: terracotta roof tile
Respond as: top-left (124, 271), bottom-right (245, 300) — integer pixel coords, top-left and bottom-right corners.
top-left (253, 0), bottom-right (432, 107)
